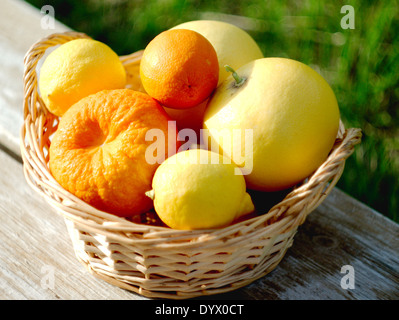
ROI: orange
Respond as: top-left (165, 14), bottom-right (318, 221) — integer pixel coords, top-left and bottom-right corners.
top-left (163, 99), bottom-right (208, 145)
top-left (49, 89), bottom-right (178, 217)
top-left (140, 29), bottom-right (219, 109)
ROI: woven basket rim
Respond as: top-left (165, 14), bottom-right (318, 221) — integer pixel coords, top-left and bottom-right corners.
top-left (20, 30), bottom-right (362, 242)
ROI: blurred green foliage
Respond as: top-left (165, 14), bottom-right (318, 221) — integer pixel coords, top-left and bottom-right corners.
top-left (26, 0), bottom-right (399, 222)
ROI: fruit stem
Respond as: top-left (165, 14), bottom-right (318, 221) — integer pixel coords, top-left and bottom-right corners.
top-left (145, 189), bottom-right (155, 200)
top-left (224, 65), bottom-right (246, 87)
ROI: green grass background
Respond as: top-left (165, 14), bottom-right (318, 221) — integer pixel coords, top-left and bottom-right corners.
top-left (25, 0), bottom-right (399, 223)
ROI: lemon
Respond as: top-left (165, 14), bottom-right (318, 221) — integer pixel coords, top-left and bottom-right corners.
top-left (39, 38), bottom-right (126, 117)
top-left (147, 149), bottom-right (255, 230)
top-left (171, 20), bottom-right (263, 85)
top-left (204, 58), bottom-right (340, 191)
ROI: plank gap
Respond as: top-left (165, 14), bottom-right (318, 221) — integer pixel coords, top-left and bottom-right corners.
top-left (0, 142), bottom-right (22, 164)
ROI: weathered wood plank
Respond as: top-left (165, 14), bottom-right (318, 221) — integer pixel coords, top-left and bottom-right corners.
top-left (257, 189), bottom-right (399, 300)
top-left (0, 149), bottom-right (146, 299)
top-left (0, 0), bottom-right (70, 157)
top-left (199, 188), bottom-right (399, 300)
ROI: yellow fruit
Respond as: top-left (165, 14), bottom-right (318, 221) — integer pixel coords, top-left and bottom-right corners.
top-left (203, 58), bottom-right (340, 191)
top-left (171, 20), bottom-right (264, 85)
top-left (39, 38), bottom-right (126, 117)
top-left (147, 149), bottom-right (255, 230)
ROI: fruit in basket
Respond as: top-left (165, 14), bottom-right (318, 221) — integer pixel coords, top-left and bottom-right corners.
top-left (140, 29), bottom-right (219, 109)
top-left (171, 20), bottom-right (264, 85)
top-left (49, 89), bottom-right (178, 217)
top-left (146, 149), bottom-right (255, 230)
top-left (204, 58), bottom-right (340, 191)
top-left (39, 38), bottom-right (126, 117)
top-left (163, 99), bottom-right (208, 145)
top-left (124, 58), bottom-right (146, 93)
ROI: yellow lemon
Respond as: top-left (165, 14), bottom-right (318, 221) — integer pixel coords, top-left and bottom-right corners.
top-left (147, 149), bottom-right (255, 230)
top-left (203, 58), bottom-right (340, 191)
top-left (39, 38), bottom-right (126, 117)
top-left (171, 20), bottom-right (263, 85)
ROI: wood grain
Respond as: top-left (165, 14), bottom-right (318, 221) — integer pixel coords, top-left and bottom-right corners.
top-left (198, 188), bottom-right (399, 300)
top-left (0, 149), bottom-right (147, 299)
top-left (0, 0), bottom-right (70, 157)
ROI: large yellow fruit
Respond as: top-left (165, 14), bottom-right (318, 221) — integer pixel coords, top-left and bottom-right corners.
top-left (171, 20), bottom-right (264, 85)
top-left (147, 149), bottom-right (255, 230)
top-left (203, 58), bottom-right (340, 191)
top-left (39, 38), bottom-right (126, 117)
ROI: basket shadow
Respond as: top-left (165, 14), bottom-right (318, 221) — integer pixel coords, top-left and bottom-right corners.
top-left (246, 188), bottom-right (292, 217)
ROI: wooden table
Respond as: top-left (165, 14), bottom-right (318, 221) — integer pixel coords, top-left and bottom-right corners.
top-left (1, 0), bottom-right (398, 300)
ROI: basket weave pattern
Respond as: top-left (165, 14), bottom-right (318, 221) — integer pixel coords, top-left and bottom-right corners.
top-left (21, 32), bottom-right (362, 299)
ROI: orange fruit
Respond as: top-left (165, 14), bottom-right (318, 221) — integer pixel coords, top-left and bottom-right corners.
top-left (140, 29), bottom-right (219, 109)
top-left (49, 89), bottom-right (178, 217)
top-left (163, 99), bottom-right (208, 146)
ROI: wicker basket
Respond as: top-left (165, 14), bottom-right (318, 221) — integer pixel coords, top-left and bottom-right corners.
top-left (21, 31), bottom-right (362, 299)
